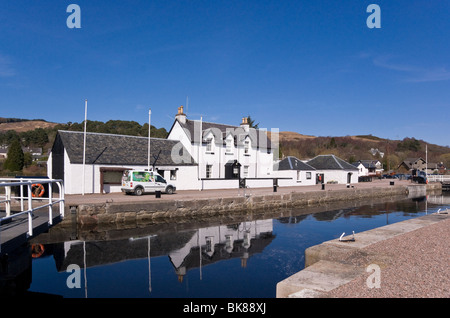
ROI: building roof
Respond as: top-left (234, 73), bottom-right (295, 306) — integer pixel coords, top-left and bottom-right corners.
top-left (56, 130), bottom-right (195, 166)
top-left (352, 160), bottom-right (377, 169)
top-left (170, 118), bottom-right (272, 149)
top-left (307, 155), bottom-right (358, 171)
top-left (275, 156), bottom-right (316, 171)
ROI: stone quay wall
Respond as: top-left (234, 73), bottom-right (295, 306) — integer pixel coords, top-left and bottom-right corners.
top-left (67, 183), bottom-right (440, 227)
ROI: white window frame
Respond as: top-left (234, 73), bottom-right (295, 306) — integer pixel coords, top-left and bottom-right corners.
top-left (226, 137), bottom-right (233, 154)
top-left (206, 164), bottom-right (212, 178)
top-left (243, 165), bottom-right (249, 177)
top-left (244, 140), bottom-right (250, 155)
top-left (206, 138), bottom-right (213, 153)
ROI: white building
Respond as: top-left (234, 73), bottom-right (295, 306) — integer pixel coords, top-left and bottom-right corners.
top-left (167, 106), bottom-right (277, 189)
top-left (272, 156), bottom-right (316, 186)
top-left (306, 155), bottom-right (359, 184)
top-left (352, 160), bottom-right (383, 177)
top-left (47, 106), bottom-right (279, 194)
top-left (47, 130), bottom-right (197, 194)
top-left (47, 106), bottom-right (359, 194)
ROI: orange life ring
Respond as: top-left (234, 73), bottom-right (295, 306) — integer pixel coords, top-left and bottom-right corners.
top-left (31, 244), bottom-right (45, 258)
top-left (31, 183), bottom-right (45, 197)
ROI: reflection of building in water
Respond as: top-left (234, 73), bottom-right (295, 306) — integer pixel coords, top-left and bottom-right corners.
top-left (51, 219), bottom-right (274, 285)
top-left (169, 219), bottom-right (274, 283)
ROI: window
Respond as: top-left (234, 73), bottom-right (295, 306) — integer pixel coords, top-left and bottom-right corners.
top-left (155, 175), bottom-right (166, 184)
top-left (206, 138), bottom-right (213, 152)
top-left (170, 170), bottom-right (177, 180)
top-left (133, 171), bottom-right (151, 182)
top-left (244, 140), bottom-right (250, 155)
top-left (205, 236), bottom-right (213, 253)
top-left (206, 164), bottom-right (212, 178)
top-left (226, 138), bottom-right (233, 154)
top-left (243, 165), bottom-right (249, 177)
top-left (306, 172), bottom-right (312, 180)
top-left (103, 170), bottom-right (123, 184)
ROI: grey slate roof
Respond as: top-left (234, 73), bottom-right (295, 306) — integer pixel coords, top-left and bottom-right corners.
top-left (57, 130), bottom-right (195, 166)
top-left (307, 155), bottom-right (358, 171)
top-left (170, 119), bottom-right (272, 149)
top-left (275, 156), bottom-right (316, 171)
top-left (352, 160), bottom-right (376, 169)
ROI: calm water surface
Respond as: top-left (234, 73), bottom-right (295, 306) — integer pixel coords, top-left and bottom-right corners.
top-left (8, 193), bottom-right (450, 298)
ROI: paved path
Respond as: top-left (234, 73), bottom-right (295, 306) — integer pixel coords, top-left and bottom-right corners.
top-left (65, 179), bottom-right (413, 205)
top-left (326, 214), bottom-right (450, 298)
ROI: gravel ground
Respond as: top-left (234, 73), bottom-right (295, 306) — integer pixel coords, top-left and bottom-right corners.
top-left (326, 217), bottom-right (450, 298)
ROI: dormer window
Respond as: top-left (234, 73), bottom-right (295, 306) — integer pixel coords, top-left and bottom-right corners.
top-left (226, 137), bottom-right (233, 154)
top-left (244, 140), bottom-right (250, 155)
top-left (206, 138), bottom-right (213, 153)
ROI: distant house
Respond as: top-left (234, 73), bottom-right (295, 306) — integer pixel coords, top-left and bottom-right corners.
top-left (47, 130), bottom-right (196, 194)
top-left (0, 145), bottom-right (43, 159)
top-left (398, 158), bottom-right (427, 172)
top-left (273, 156), bottom-right (316, 186)
top-left (306, 155), bottom-right (359, 184)
top-left (425, 162), bottom-right (446, 175)
top-left (397, 157), bottom-right (446, 175)
top-left (352, 160), bottom-right (383, 177)
top-left (0, 146), bottom-right (7, 159)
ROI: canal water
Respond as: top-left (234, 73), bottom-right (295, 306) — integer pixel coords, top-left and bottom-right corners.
top-left (4, 193), bottom-right (450, 298)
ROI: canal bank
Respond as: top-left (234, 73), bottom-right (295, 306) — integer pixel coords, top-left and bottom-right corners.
top-left (62, 180), bottom-right (441, 227)
top-left (276, 211), bottom-right (449, 298)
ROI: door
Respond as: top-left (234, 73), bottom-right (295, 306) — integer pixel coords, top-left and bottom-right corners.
top-left (347, 172), bottom-right (352, 184)
top-left (316, 173), bottom-right (324, 184)
top-left (154, 175), bottom-right (167, 191)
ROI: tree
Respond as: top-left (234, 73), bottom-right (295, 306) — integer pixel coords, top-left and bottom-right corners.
top-left (246, 115), bottom-right (259, 129)
top-left (4, 139), bottom-right (24, 171)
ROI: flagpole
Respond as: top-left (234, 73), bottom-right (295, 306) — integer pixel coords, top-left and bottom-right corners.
top-left (82, 99), bottom-right (87, 195)
top-left (148, 108), bottom-right (151, 171)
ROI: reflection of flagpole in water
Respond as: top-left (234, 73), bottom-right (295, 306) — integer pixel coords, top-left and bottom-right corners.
top-left (198, 228), bottom-right (202, 280)
top-left (83, 241), bottom-right (87, 298)
top-left (128, 235), bottom-right (156, 294)
top-left (148, 236), bottom-right (152, 293)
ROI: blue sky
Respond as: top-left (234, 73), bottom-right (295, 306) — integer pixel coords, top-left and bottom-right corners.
top-left (1, 1), bottom-right (449, 146)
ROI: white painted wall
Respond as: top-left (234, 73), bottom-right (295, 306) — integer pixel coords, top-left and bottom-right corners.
top-left (271, 170), bottom-right (317, 187)
top-left (315, 170), bottom-right (358, 184)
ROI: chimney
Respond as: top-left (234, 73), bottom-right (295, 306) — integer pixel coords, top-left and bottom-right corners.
top-left (175, 105), bottom-right (186, 124)
top-left (240, 116), bottom-right (249, 131)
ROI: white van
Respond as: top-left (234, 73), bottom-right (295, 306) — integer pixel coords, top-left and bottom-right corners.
top-left (121, 169), bottom-right (176, 195)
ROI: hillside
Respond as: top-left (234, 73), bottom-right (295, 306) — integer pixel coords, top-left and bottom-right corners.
top-left (0, 119), bottom-right (59, 132)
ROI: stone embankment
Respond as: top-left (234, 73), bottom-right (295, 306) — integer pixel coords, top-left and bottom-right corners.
top-left (63, 180), bottom-right (440, 227)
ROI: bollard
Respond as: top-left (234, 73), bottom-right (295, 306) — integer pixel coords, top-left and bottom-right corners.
top-left (322, 183), bottom-right (325, 190)
top-left (390, 181), bottom-right (394, 186)
top-left (273, 185), bottom-right (277, 192)
top-left (155, 190), bottom-right (161, 198)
